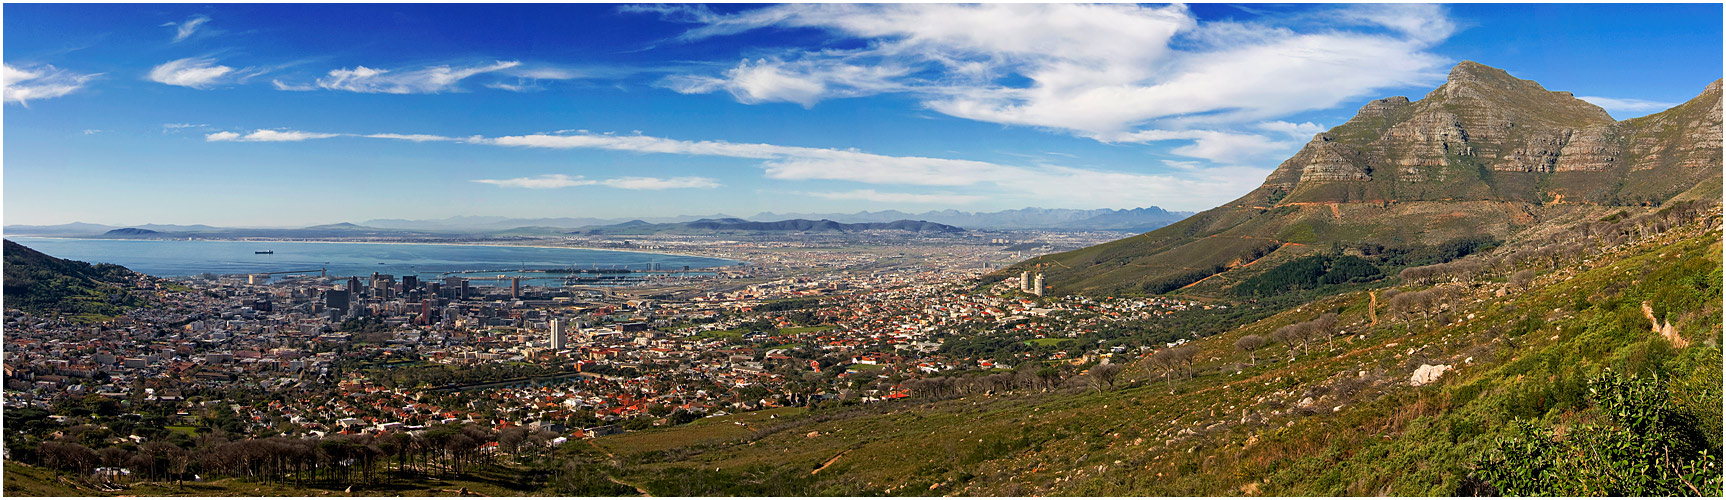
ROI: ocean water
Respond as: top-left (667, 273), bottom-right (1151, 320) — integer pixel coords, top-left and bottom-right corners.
top-left (7, 237), bottom-right (741, 280)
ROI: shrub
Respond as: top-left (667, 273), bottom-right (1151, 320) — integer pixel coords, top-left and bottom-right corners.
top-left (1471, 372), bottom-right (1723, 496)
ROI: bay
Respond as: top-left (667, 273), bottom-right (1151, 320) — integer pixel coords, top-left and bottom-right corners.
top-left (7, 237), bottom-right (741, 280)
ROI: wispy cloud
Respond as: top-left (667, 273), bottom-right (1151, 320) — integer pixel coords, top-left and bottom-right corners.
top-left (1577, 95), bottom-right (1680, 116)
top-left (163, 14), bottom-right (212, 43)
top-left (202, 127), bottom-right (1263, 209)
top-left (803, 189), bottom-right (985, 204)
top-left (148, 57), bottom-right (254, 88)
top-left (205, 129), bottom-right (341, 142)
top-left (3, 63), bottom-right (102, 106)
top-left (472, 174), bottom-right (721, 190)
top-left (600, 176), bottom-right (721, 189)
top-left (288, 60), bottom-right (521, 94)
top-left (364, 133), bottom-right (461, 142)
top-left (82, 129), bottom-right (101, 135)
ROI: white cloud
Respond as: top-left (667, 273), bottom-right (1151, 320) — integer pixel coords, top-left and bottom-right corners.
top-left (804, 189), bottom-right (985, 205)
top-left (1577, 96), bottom-right (1680, 116)
top-left (639, 3), bottom-right (1454, 167)
top-left (163, 122), bottom-right (206, 129)
top-left (164, 14), bottom-right (212, 43)
top-left (82, 129), bottom-right (101, 135)
top-left (600, 176), bottom-right (721, 190)
top-left (272, 79), bottom-right (315, 91)
top-left (148, 57), bottom-right (239, 88)
top-left (473, 174), bottom-right (595, 189)
top-left (365, 133), bottom-right (460, 142)
top-left (4, 63), bottom-right (101, 106)
top-left (205, 129), bottom-right (341, 142)
top-left (661, 57), bottom-right (909, 107)
top-left (472, 174), bottom-right (720, 190)
top-left (306, 61), bottom-right (521, 94)
top-left (1094, 128), bottom-right (1301, 165)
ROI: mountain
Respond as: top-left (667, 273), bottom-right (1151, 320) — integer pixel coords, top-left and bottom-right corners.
top-left (359, 214), bottom-right (740, 231)
top-left (1007, 61), bottom-right (1723, 296)
top-left (3, 222), bottom-right (118, 236)
top-left (103, 228), bottom-right (160, 236)
top-left (2, 240), bottom-right (148, 321)
top-left (748, 206), bottom-right (1193, 231)
top-left (572, 218), bottom-right (964, 235)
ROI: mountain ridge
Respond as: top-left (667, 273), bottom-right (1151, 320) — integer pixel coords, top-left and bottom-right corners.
top-left (1002, 61), bottom-right (1723, 296)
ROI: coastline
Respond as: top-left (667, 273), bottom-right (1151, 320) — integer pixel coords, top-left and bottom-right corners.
top-left (6, 236), bottom-right (749, 267)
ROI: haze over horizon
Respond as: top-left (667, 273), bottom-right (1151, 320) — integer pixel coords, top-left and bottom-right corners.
top-left (5, 3), bottom-right (1720, 227)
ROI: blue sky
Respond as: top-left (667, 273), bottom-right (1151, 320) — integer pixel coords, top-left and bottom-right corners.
top-left (5, 3), bottom-right (1721, 227)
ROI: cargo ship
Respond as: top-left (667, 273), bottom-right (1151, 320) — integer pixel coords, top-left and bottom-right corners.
top-left (255, 250), bottom-right (274, 254)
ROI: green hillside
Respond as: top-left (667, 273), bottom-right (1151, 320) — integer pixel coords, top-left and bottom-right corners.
top-left (581, 201), bottom-right (1722, 496)
top-left (2, 239), bottom-right (148, 322)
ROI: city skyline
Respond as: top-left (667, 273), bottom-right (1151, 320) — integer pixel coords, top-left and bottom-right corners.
top-left (5, 3), bottom-right (1721, 226)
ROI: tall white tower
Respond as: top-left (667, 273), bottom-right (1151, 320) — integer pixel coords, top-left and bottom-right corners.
top-left (1033, 273), bottom-right (1045, 297)
top-left (550, 318), bottom-right (567, 350)
top-left (1021, 271), bottom-right (1032, 293)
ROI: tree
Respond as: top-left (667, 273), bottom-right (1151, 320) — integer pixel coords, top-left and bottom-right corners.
top-left (1235, 335), bottom-right (1267, 364)
top-left (1510, 269), bottom-right (1536, 289)
top-left (1311, 312), bottom-right (1340, 351)
top-left (1089, 363), bottom-right (1122, 393)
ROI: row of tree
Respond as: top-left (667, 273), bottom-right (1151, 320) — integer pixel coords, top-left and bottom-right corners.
top-left (27, 422), bottom-right (561, 486)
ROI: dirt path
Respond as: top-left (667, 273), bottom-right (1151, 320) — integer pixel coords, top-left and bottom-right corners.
top-left (1176, 242), bottom-right (1297, 291)
top-left (811, 450), bottom-right (849, 475)
top-left (1368, 291), bottom-right (1379, 326)
top-left (586, 439), bottom-right (650, 496)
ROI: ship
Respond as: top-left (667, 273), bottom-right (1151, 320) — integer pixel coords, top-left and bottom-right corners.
top-left (255, 250), bottom-right (274, 254)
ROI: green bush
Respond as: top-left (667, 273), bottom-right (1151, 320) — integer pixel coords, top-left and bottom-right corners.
top-left (1472, 372), bottom-right (1723, 496)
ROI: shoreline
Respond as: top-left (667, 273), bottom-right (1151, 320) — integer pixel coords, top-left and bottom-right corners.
top-left (6, 236), bottom-right (750, 268)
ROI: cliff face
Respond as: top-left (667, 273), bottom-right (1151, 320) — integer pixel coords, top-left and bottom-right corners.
top-left (1005, 62), bottom-right (1722, 295)
top-left (1245, 61), bottom-right (1718, 206)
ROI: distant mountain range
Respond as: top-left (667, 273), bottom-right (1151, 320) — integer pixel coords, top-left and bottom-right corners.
top-left (6, 218), bottom-right (963, 239)
top-left (6, 207), bottom-right (1192, 237)
top-left (571, 218), bottom-right (963, 235)
top-left (746, 207), bottom-right (1191, 232)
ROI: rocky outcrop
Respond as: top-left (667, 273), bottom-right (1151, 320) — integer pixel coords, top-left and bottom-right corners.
top-left (1409, 364), bottom-right (1452, 387)
top-left (1553, 125), bottom-right (1620, 172)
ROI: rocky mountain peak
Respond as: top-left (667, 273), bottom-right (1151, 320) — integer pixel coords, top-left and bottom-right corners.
top-left (1242, 61), bottom-right (1714, 207)
top-left (1445, 60), bottom-right (1517, 87)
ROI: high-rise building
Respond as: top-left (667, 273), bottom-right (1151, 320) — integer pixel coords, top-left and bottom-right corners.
top-left (401, 275), bottom-right (419, 293)
top-left (370, 273), bottom-right (395, 300)
top-left (511, 277), bottom-right (521, 298)
top-left (444, 277), bottom-right (467, 300)
top-left (1033, 273), bottom-right (1045, 297)
top-left (550, 318), bottom-right (567, 350)
top-left (1021, 271), bottom-right (1032, 293)
top-left (324, 289), bottom-right (350, 312)
top-left (347, 277), bottom-right (363, 297)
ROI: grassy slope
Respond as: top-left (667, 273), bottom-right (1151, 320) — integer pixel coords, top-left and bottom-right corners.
top-left (602, 217), bottom-right (1721, 496)
top-left (3, 460), bottom-right (554, 497)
